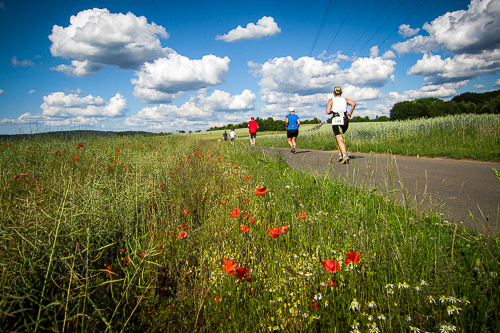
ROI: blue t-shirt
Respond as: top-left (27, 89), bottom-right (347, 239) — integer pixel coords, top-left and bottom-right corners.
top-left (286, 114), bottom-right (300, 130)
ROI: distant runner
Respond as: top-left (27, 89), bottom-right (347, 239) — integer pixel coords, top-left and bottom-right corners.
top-left (326, 86), bottom-right (356, 164)
top-left (286, 107), bottom-right (300, 154)
top-left (223, 131), bottom-right (228, 142)
top-left (248, 117), bottom-right (259, 147)
top-left (229, 129), bottom-right (236, 146)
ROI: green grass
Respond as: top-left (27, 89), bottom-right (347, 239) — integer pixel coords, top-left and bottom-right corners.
top-left (0, 132), bottom-right (499, 332)
top-left (255, 114), bottom-right (500, 161)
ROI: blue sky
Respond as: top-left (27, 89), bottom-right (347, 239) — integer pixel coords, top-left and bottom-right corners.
top-left (1, 0), bottom-right (499, 134)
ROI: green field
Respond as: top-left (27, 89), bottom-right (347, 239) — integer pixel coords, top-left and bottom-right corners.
top-left (1, 115), bottom-right (499, 332)
top-left (255, 114), bottom-right (500, 162)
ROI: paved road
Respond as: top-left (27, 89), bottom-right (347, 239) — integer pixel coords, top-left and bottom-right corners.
top-left (259, 148), bottom-right (500, 235)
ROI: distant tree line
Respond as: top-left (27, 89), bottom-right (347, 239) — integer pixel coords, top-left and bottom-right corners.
top-left (390, 89), bottom-right (500, 121)
top-left (207, 117), bottom-right (322, 132)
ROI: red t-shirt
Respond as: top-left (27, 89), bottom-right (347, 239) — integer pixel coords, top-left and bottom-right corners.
top-left (248, 120), bottom-right (259, 133)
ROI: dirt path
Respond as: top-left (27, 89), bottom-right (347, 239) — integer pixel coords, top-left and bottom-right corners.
top-left (259, 147), bottom-right (500, 235)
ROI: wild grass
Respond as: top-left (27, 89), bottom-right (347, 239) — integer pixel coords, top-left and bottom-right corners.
top-left (0, 134), bottom-right (499, 332)
top-left (255, 114), bottom-right (500, 161)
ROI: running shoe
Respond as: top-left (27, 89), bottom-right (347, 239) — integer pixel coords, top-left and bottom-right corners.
top-left (341, 155), bottom-right (349, 164)
top-left (338, 153), bottom-right (343, 162)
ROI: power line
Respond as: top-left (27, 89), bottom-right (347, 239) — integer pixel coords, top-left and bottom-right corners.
top-left (342, 0), bottom-right (407, 70)
top-left (378, 0), bottom-right (429, 48)
top-left (309, 0), bottom-right (337, 57)
top-left (342, 0), bottom-right (393, 58)
top-left (286, 0), bottom-right (338, 111)
top-left (325, 0), bottom-right (358, 54)
top-left (293, 0), bottom-right (358, 95)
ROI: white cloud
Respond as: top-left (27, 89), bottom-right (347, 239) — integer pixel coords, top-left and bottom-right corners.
top-left (41, 92), bottom-right (127, 118)
top-left (66, 88), bottom-right (85, 94)
top-left (189, 89), bottom-right (256, 112)
top-left (393, 0), bottom-right (500, 55)
top-left (216, 16), bottom-right (281, 42)
top-left (123, 89), bottom-right (255, 131)
top-left (494, 79), bottom-right (500, 86)
top-left (0, 112), bottom-right (99, 128)
top-left (385, 81), bottom-right (468, 107)
top-left (249, 55), bottom-right (395, 99)
top-left (407, 51), bottom-right (500, 84)
top-left (11, 56), bottom-right (34, 67)
top-left (49, 8), bottom-right (173, 71)
top-left (472, 84), bottom-right (485, 89)
top-left (132, 53), bottom-right (230, 103)
top-left (317, 50), bottom-right (351, 62)
top-left (51, 60), bottom-right (106, 77)
top-left (370, 46), bottom-right (379, 58)
top-left (0, 89), bottom-right (4, 95)
top-left (259, 85), bottom-right (383, 119)
top-left (398, 24), bottom-right (420, 38)
top-left (28, 89), bottom-right (35, 94)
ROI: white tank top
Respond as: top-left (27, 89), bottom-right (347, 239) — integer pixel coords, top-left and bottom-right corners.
top-left (330, 97), bottom-right (347, 113)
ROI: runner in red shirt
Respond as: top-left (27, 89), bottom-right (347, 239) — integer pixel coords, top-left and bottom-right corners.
top-left (248, 117), bottom-right (259, 147)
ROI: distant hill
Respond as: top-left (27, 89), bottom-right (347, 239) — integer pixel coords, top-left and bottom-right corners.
top-left (0, 130), bottom-right (154, 141)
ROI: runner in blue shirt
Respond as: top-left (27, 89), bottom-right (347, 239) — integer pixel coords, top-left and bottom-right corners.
top-left (285, 107), bottom-right (300, 154)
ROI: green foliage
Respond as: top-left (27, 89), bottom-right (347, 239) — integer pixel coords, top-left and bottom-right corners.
top-left (0, 134), bottom-right (499, 332)
top-left (257, 114), bottom-right (500, 162)
top-left (208, 117), bottom-right (322, 132)
top-left (390, 90), bottom-right (500, 120)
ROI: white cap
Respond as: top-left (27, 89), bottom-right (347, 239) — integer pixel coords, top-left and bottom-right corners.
top-left (288, 106), bottom-right (295, 113)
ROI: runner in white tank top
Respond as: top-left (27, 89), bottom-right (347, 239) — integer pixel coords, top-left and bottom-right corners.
top-left (326, 86), bottom-right (356, 164)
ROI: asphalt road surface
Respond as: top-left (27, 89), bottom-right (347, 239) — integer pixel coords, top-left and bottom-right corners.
top-left (259, 148), bottom-right (500, 235)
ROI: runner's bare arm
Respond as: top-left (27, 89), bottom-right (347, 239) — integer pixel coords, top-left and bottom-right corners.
top-left (326, 99), bottom-right (333, 115)
top-left (346, 98), bottom-right (356, 117)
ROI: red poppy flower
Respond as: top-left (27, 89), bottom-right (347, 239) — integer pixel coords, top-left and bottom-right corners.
top-left (268, 227), bottom-right (280, 238)
top-left (13, 175), bottom-right (19, 179)
top-left (251, 218), bottom-right (256, 223)
top-left (280, 225), bottom-right (288, 233)
top-left (247, 175), bottom-right (251, 179)
top-left (215, 296), bottom-right (221, 302)
top-left (106, 265), bottom-right (112, 271)
top-left (180, 223), bottom-right (188, 229)
top-left (184, 210), bottom-right (190, 214)
top-left (78, 143), bottom-right (84, 147)
top-left (140, 253), bottom-right (146, 258)
top-left (298, 211), bottom-right (307, 220)
top-left (160, 184), bottom-right (165, 188)
top-left (235, 267), bottom-right (249, 279)
top-left (244, 214), bottom-right (252, 218)
top-left (178, 231), bottom-right (187, 239)
top-left (230, 208), bottom-right (240, 217)
top-left (344, 251), bottom-right (361, 265)
top-left (222, 258), bottom-right (237, 276)
top-left (256, 187), bottom-right (267, 196)
top-left (321, 260), bottom-right (341, 273)
top-left (220, 200), bottom-right (227, 205)
top-left (311, 299), bottom-right (318, 310)
top-left (326, 278), bottom-right (336, 287)
top-left (242, 176), bottom-right (247, 180)
top-left (240, 225), bottom-right (249, 232)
